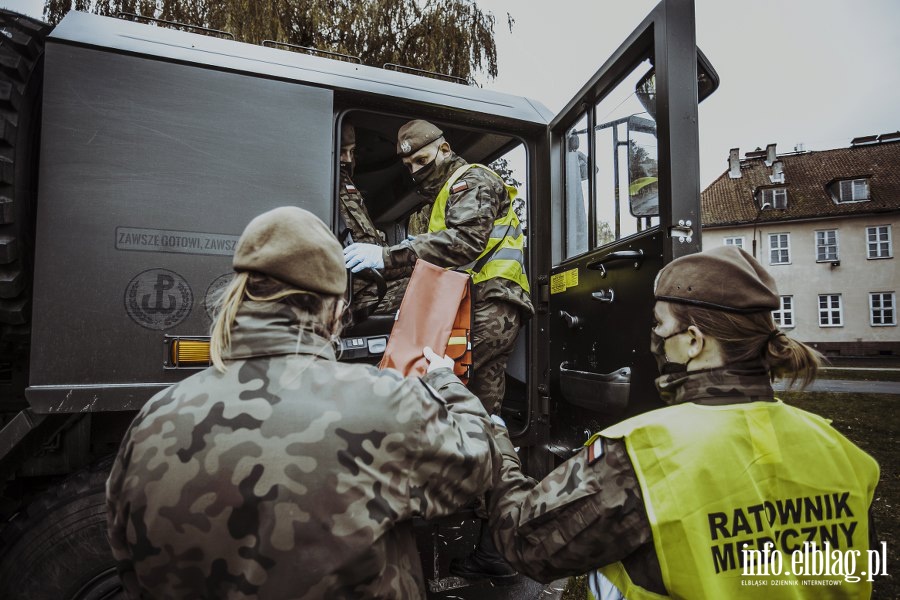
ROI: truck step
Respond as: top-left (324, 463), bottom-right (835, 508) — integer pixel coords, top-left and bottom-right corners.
top-left (0, 265), bottom-right (23, 298)
top-left (0, 234), bottom-right (17, 262)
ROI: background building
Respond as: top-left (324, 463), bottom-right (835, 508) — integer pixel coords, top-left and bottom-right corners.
top-left (701, 133), bottom-right (900, 357)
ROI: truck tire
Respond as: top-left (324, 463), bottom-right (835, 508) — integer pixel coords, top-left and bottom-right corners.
top-left (0, 10), bottom-right (50, 338)
top-left (0, 458), bottom-right (124, 599)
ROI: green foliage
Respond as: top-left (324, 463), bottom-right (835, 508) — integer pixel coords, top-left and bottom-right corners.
top-left (43, 0), bottom-right (502, 83)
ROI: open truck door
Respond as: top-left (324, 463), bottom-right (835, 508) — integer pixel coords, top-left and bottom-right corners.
top-left (542, 0), bottom-right (719, 461)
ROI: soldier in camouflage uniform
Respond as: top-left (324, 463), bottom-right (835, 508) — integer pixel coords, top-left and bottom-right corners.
top-left (338, 121), bottom-right (407, 316)
top-left (106, 206), bottom-right (500, 599)
top-left (344, 119), bottom-right (532, 583)
top-left (487, 247), bottom-right (879, 599)
top-left (344, 120), bottom-right (533, 414)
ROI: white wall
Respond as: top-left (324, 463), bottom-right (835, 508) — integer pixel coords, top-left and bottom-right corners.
top-left (703, 213), bottom-right (900, 345)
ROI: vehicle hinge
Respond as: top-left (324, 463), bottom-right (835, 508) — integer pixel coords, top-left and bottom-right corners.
top-left (537, 275), bottom-right (549, 313)
top-left (537, 383), bottom-right (550, 416)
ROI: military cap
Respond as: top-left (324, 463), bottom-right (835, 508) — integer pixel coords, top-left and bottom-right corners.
top-left (341, 120), bottom-right (355, 147)
top-left (654, 245), bottom-right (779, 313)
top-left (233, 206), bottom-right (347, 295)
top-left (397, 119), bottom-right (443, 156)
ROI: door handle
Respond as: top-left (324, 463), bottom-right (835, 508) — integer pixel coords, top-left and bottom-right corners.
top-left (586, 249), bottom-right (644, 278)
top-left (559, 310), bottom-right (582, 329)
top-left (591, 289), bottom-right (614, 303)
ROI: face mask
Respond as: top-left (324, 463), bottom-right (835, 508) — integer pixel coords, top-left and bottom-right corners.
top-left (411, 156), bottom-right (439, 195)
top-left (649, 328), bottom-right (691, 375)
top-left (411, 149), bottom-right (457, 198)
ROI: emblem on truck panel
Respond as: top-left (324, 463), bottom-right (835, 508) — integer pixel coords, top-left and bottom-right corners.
top-left (204, 273), bottom-right (234, 319)
top-left (125, 269), bottom-right (193, 330)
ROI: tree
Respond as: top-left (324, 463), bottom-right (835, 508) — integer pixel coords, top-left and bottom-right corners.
top-left (43, 0), bottom-right (505, 84)
top-left (489, 156), bottom-right (526, 228)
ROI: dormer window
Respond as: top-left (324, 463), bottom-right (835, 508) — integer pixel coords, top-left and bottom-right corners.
top-left (759, 187), bottom-right (787, 209)
top-left (836, 178), bottom-right (870, 203)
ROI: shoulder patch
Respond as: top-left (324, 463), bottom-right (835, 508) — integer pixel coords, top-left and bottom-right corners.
top-left (450, 180), bottom-right (469, 194)
top-left (345, 183), bottom-right (358, 193)
top-left (587, 437), bottom-right (605, 464)
top-left (583, 432), bottom-right (605, 464)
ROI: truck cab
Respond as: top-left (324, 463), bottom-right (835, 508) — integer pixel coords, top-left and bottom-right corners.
top-left (0, 0), bottom-right (717, 596)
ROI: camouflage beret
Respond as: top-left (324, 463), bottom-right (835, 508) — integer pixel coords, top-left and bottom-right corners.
top-left (233, 207), bottom-right (346, 296)
top-left (397, 119), bottom-right (443, 156)
top-left (341, 120), bottom-right (355, 147)
top-left (654, 246), bottom-right (779, 313)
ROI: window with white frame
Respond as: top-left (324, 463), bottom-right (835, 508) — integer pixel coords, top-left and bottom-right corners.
top-left (761, 187), bottom-right (788, 209)
top-left (866, 225), bottom-right (892, 259)
top-left (818, 294), bottom-right (843, 327)
top-left (815, 229), bottom-right (839, 262)
top-left (773, 295), bottom-right (794, 328)
top-left (870, 292), bottom-right (896, 326)
top-left (724, 236), bottom-right (744, 249)
top-left (769, 233), bottom-right (790, 265)
top-left (837, 178), bottom-right (870, 203)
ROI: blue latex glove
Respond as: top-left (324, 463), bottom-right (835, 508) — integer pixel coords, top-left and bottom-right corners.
top-left (343, 242), bottom-right (384, 273)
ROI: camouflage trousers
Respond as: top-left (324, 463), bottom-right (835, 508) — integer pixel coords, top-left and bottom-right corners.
top-left (470, 300), bottom-right (522, 414)
top-left (351, 276), bottom-right (409, 316)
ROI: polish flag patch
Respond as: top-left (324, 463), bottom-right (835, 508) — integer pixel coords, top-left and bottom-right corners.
top-left (345, 183), bottom-right (358, 193)
top-left (587, 437), bottom-right (604, 464)
top-left (450, 180), bottom-right (469, 194)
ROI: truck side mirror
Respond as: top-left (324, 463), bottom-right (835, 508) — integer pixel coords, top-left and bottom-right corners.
top-left (629, 50), bottom-right (719, 218)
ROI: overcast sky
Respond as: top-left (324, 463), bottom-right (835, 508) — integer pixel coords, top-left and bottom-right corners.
top-left (4, 0), bottom-right (899, 186)
top-left (476, 0), bottom-right (900, 185)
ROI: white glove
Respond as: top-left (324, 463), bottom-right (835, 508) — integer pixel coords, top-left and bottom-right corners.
top-left (423, 346), bottom-right (455, 373)
top-left (343, 242), bottom-right (384, 273)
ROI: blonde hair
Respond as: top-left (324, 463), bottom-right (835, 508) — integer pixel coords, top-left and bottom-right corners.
top-left (209, 272), bottom-right (343, 372)
top-left (669, 303), bottom-right (825, 389)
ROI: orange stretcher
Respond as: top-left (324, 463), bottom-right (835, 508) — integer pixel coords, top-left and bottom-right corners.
top-left (378, 259), bottom-right (473, 384)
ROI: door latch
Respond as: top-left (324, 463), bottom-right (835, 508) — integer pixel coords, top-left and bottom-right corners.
top-left (669, 219), bottom-right (694, 243)
top-left (559, 310), bottom-right (582, 329)
top-left (591, 289), bottom-right (615, 303)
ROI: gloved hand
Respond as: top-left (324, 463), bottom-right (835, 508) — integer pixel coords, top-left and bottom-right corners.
top-left (423, 346), bottom-right (455, 373)
top-left (343, 242), bottom-right (384, 273)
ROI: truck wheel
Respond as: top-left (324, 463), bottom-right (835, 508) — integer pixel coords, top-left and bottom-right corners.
top-left (0, 10), bottom-right (51, 336)
top-left (0, 458), bottom-right (124, 600)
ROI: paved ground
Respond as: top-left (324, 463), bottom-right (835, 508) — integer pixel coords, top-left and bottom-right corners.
top-left (774, 379), bottom-right (900, 394)
top-left (429, 575), bottom-right (566, 599)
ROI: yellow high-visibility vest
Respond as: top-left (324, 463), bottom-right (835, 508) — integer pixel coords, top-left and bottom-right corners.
top-left (593, 400), bottom-right (879, 600)
top-left (428, 164), bottom-right (529, 292)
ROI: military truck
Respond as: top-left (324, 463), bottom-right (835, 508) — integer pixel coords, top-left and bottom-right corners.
top-left (0, 0), bottom-right (717, 596)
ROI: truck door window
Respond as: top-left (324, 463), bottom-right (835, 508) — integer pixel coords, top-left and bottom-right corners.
top-left (593, 57), bottom-right (660, 244)
top-left (563, 113), bottom-right (590, 258)
top-left (490, 142), bottom-right (527, 240)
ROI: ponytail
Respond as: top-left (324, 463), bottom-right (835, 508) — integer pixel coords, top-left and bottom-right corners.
top-left (765, 331), bottom-right (824, 390)
top-left (209, 272), bottom-right (344, 373)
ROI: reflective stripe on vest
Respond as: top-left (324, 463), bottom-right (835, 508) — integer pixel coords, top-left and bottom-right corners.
top-left (428, 164), bottom-right (529, 292)
top-left (595, 401), bottom-right (879, 600)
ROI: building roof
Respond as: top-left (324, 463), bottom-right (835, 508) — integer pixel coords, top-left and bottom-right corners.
top-left (702, 137), bottom-right (900, 227)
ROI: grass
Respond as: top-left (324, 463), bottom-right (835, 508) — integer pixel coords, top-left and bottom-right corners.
top-left (561, 390), bottom-right (899, 599)
top-left (782, 391), bottom-right (899, 599)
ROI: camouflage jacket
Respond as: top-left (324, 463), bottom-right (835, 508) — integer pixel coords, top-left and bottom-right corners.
top-left (488, 365), bottom-right (777, 592)
top-left (338, 170), bottom-right (406, 315)
top-left (106, 301), bottom-right (499, 599)
top-left (338, 169), bottom-right (383, 246)
top-left (382, 157), bottom-right (533, 315)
